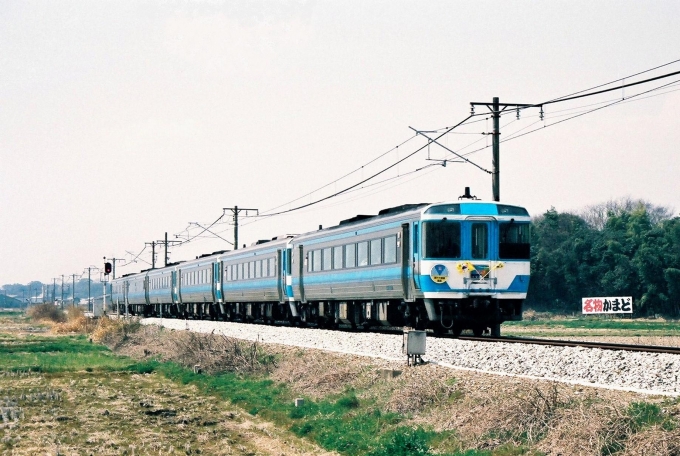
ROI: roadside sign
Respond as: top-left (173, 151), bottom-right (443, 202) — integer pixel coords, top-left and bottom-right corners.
top-left (582, 297), bottom-right (633, 314)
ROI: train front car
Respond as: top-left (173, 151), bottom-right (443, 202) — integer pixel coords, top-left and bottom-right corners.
top-left (417, 201), bottom-right (531, 336)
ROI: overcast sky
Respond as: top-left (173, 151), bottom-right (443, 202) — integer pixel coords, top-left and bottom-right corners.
top-left (1, 1), bottom-right (679, 285)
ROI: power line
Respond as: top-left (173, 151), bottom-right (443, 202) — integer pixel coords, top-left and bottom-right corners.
top-left (253, 115), bottom-right (474, 218)
top-left (544, 58), bottom-right (680, 104)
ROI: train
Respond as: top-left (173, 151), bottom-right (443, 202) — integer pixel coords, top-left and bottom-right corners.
top-left (111, 198), bottom-right (531, 336)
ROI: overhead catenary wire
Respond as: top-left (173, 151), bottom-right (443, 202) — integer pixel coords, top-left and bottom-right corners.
top-left (252, 115), bottom-right (474, 218)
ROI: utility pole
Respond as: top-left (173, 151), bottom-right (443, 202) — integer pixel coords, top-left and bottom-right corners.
top-left (83, 266), bottom-right (97, 312)
top-left (470, 97), bottom-right (533, 202)
top-left (71, 274), bottom-right (78, 308)
top-left (61, 275), bottom-right (65, 310)
top-left (52, 278), bottom-right (58, 304)
top-left (223, 206), bottom-right (259, 250)
top-left (145, 241), bottom-right (157, 268)
top-left (157, 233), bottom-right (181, 266)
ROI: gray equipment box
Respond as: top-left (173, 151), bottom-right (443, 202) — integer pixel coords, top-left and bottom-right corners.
top-left (403, 330), bottom-right (426, 355)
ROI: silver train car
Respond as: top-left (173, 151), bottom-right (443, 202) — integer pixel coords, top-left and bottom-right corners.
top-left (111, 200), bottom-right (531, 336)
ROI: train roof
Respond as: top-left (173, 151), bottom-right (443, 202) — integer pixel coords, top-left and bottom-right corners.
top-left (297, 200), bottom-right (530, 239)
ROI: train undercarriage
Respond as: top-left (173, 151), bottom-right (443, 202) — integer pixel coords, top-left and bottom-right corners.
top-left (121, 297), bottom-right (523, 337)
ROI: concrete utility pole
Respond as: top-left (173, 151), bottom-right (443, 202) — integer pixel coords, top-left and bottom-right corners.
top-left (223, 206), bottom-right (259, 250)
top-left (61, 275), bottom-right (65, 309)
top-left (52, 278), bottom-right (58, 304)
top-left (469, 97), bottom-right (533, 202)
top-left (157, 233), bottom-right (181, 267)
top-left (83, 266), bottom-right (97, 312)
top-left (71, 274), bottom-right (78, 307)
top-left (145, 241), bottom-right (157, 268)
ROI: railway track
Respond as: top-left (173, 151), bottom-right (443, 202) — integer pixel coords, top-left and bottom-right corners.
top-left (456, 335), bottom-right (680, 355)
top-left (124, 313), bottom-right (680, 356)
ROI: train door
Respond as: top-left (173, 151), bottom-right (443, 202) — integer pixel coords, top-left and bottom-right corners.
top-left (401, 223), bottom-right (414, 302)
top-left (213, 262), bottom-right (222, 303)
top-left (412, 222), bottom-right (422, 289)
top-left (467, 219), bottom-right (493, 284)
top-left (144, 276), bottom-right (150, 306)
top-left (298, 245), bottom-right (306, 303)
top-left (277, 250), bottom-right (285, 303)
top-left (171, 270), bottom-right (179, 304)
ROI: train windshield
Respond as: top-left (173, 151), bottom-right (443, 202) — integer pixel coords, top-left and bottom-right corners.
top-left (499, 222), bottom-right (531, 259)
top-left (423, 221), bottom-right (461, 259)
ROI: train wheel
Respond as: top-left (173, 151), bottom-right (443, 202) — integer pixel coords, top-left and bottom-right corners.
top-left (452, 327), bottom-right (463, 338)
top-left (490, 324), bottom-right (501, 337)
top-left (472, 327), bottom-right (484, 337)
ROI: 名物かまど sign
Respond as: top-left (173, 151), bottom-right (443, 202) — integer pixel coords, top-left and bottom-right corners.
top-left (582, 297), bottom-right (633, 314)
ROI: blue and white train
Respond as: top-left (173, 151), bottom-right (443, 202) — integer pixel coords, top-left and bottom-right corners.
top-left (111, 199), bottom-right (531, 336)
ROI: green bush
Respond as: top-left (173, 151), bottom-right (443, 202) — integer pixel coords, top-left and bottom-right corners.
top-left (367, 426), bottom-right (433, 456)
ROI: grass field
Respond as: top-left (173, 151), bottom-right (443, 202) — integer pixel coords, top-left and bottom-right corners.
top-left (503, 314), bottom-right (680, 344)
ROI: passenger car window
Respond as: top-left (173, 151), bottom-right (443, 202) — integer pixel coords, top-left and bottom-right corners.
top-left (313, 250), bottom-right (322, 272)
top-left (370, 239), bottom-right (382, 265)
top-left (357, 241), bottom-right (369, 267)
top-left (384, 235), bottom-right (397, 263)
top-left (323, 248), bottom-right (332, 270)
top-left (333, 246), bottom-right (343, 269)
top-left (345, 244), bottom-right (356, 268)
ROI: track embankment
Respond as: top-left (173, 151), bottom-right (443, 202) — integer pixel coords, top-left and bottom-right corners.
top-left (142, 318), bottom-right (680, 396)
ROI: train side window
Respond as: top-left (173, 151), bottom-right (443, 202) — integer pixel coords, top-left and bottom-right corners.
top-left (384, 235), bottom-right (397, 263)
top-left (323, 247), bottom-right (332, 270)
top-left (357, 241), bottom-right (369, 267)
top-left (313, 250), bottom-right (322, 272)
top-left (240, 263), bottom-right (244, 280)
top-left (256, 261), bottom-right (262, 278)
top-left (333, 246), bottom-right (343, 269)
top-left (471, 223), bottom-right (488, 259)
top-left (307, 253), bottom-right (312, 272)
top-left (370, 239), bottom-right (382, 265)
top-left (345, 244), bottom-right (356, 268)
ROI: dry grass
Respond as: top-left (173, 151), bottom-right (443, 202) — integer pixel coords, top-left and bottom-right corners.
top-left (26, 303), bottom-right (66, 323)
top-left (97, 322), bottom-right (276, 375)
top-left (107, 322), bottom-right (680, 455)
top-left (270, 347), bottom-right (365, 398)
top-left (51, 306), bottom-right (98, 334)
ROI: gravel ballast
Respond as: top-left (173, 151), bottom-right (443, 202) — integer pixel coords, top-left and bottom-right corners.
top-left (142, 318), bottom-right (680, 396)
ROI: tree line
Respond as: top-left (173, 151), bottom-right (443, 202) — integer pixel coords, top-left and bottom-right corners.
top-left (526, 198), bottom-right (680, 317)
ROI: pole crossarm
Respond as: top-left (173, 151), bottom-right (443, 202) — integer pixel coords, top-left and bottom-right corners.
top-left (156, 235), bottom-right (182, 267)
top-left (223, 206), bottom-right (259, 250)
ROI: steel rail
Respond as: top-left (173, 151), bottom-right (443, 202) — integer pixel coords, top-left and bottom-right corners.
top-left (455, 335), bottom-right (680, 355)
